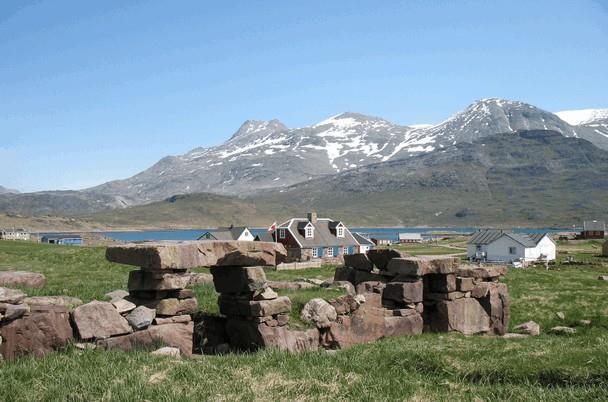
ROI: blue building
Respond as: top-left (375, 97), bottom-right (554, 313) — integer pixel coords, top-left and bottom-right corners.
top-left (41, 234), bottom-right (84, 246)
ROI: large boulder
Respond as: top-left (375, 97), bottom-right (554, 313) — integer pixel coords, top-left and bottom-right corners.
top-left (72, 300), bottom-right (132, 340)
top-left (0, 308), bottom-right (73, 360)
top-left (333, 266), bottom-right (356, 283)
top-left (343, 254), bottom-right (374, 272)
top-left (383, 282), bottom-right (423, 304)
top-left (300, 298), bottom-right (337, 328)
top-left (367, 249), bottom-right (411, 271)
top-left (384, 314), bottom-right (423, 337)
top-left (97, 322), bottom-right (194, 357)
top-left (106, 240), bottom-right (287, 269)
top-left (0, 271), bottom-right (46, 289)
top-left (224, 318), bottom-right (318, 352)
top-left (457, 265), bottom-right (507, 279)
top-left (427, 297), bottom-right (491, 335)
top-left (322, 306), bottom-right (386, 349)
top-left (0, 287), bottom-right (26, 304)
top-left (210, 266), bottom-right (267, 294)
top-left (474, 282), bottom-right (510, 335)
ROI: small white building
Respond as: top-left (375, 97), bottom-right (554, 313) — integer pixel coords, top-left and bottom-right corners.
top-left (398, 233), bottom-right (423, 243)
top-left (0, 228), bottom-right (30, 241)
top-left (353, 233), bottom-right (375, 254)
top-left (467, 230), bottom-right (556, 263)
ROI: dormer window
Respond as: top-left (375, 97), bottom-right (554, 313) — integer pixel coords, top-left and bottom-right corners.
top-left (305, 224), bottom-right (314, 238)
top-left (337, 225), bottom-right (344, 238)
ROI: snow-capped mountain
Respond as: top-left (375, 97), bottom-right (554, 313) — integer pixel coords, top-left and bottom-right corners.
top-left (555, 108), bottom-right (608, 126)
top-left (85, 98), bottom-right (608, 205)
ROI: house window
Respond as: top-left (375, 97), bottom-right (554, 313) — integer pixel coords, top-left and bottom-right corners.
top-left (305, 226), bottom-right (314, 238)
top-left (312, 248), bottom-right (318, 258)
top-left (326, 247), bottom-right (334, 257)
top-left (476, 245), bottom-right (482, 251)
top-left (508, 246), bottom-right (516, 255)
top-left (337, 226), bottom-right (344, 238)
top-left (279, 229), bottom-right (285, 239)
top-left (342, 246), bottom-right (349, 255)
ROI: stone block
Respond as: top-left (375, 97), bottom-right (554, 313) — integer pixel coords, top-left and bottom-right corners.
top-left (329, 295), bottom-right (359, 315)
top-left (156, 298), bottom-right (198, 316)
top-left (0, 287), bottom-right (26, 304)
top-left (154, 315), bottom-right (192, 325)
top-left (427, 298), bottom-right (491, 335)
top-left (383, 281), bottom-right (423, 304)
top-left (353, 270), bottom-right (386, 286)
top-left (97, 322), bottom-right (194, 357)
top-left (457, 265), bottom-right (507, 279)
top-left (322, 306), bottom-right (386, 349)
top-left (387, 256), bottom-right (460, 278)
top-left (218, 295), bottom-right (291, 317)
top-left (456, 277), bottom-right (475, 292)
top-left (126, 306), bottom-right (156, 330)
top-left (343, 253), bottom-right (374, 272)
top-left (225, 318), bottom-right (319, 352)
top-left (333, 266), bottom-right (356, 283)
top-left (301, 298), bottom-right (337, 328)
top-left (384, 314), bottom-right (423, 337)
top-left (0, 310), bottom-right (73, 360)
top-left (72, 301), bottom-right (132, 340)
top-left (23, 296), bottom-right (83, 311)
top-left (425, 274), bottom-right (457, 293)
top-left (106, 240), bottom-right (287, 269)
top-left (425, 291), bottom-right (468, 301)
top-left (355, 281), bottom-right (386, 295)
top-left (367, 249), bottom-right (411, 270)
top-left (210, 266), bottom-right (267, 294)
top-left (127, 270), bottom-right (191, 292)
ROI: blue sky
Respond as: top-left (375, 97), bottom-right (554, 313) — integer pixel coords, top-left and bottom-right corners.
top-left (1, 0), bottom-right (607, 192)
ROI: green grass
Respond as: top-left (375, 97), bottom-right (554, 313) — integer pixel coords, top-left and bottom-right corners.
top-left (2, 240), bottom-right (608, 401)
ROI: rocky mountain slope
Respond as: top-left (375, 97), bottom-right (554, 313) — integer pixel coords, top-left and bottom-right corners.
top-left (85, 98), bottom-right (608, 205)
top-left (88, 130), bottom-right (608, 228)
top-left (2, 98), bottom-right (608, 218)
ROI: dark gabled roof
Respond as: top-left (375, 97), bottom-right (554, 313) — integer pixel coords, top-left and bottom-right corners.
top-left (353, 232), bottom-right (374, 246)
top-left (469, 229), bottom-right (550, 247)
top-left (199, 226), bottom-right (249, 241)
top-left (583, 220), bottom-right (605, 231)
top-left (280, 218), bottom-right (358, 248)
top-left (469, 230), bottom-right (505, 245)
top-left (255, 232), bottom-right (274, 242)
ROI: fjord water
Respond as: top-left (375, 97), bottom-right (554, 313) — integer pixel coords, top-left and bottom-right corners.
top-left (102, 227), bottom-right (567, 242)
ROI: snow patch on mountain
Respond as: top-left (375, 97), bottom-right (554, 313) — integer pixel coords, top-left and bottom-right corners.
top-left (555, 109), bottom-right (608, 126)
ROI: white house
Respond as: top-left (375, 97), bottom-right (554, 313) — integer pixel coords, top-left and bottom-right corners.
top-left (353, 233), bottom-right (375, 254)
top-left (467, 230), bottom-right (556, 263)
top-left (0, 228), bottom-right (30, 241)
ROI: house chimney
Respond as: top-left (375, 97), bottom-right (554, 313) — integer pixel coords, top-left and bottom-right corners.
top-left (307, 211), bottom-right (317, 223)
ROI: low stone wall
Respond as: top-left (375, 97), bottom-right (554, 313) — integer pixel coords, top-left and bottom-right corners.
top-left (1, 242), bottom-right (510, 360)
top-left (338, 249), bottom-right (510, 335)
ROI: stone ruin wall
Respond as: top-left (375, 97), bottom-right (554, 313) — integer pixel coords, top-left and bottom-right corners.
top-left (0, 241), bottom-right (509, 360)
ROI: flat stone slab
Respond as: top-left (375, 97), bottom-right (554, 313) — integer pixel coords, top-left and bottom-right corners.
top-left (0, 271), bottom-right (46, 289)
top-left (0, 287), bottom-right (26, 304)
top-left (97, 322), bottom-right (194, 357)
top-left (457, 265), bottom-right (507, 279)
top-left (386, 256), bottom-right (459, 276)
top-left (23, 296), bottom-right (83, 311)
top-left (72, 300), bottom-right (133, 340)
top-left (106, 240), bottom-right (287, 269)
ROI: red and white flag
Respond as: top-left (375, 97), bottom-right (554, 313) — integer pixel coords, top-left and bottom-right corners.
top-left (268, 222), bottom-right (277, 232)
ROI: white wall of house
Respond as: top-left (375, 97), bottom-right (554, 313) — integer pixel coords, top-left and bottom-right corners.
top-left (468, 235), bottom-right (556, 262)
top-left (524, 236), bottom-right (556, 261)
top-left (358, 244), bottom-right (372, 254)
top-left (237, 229), bottom-right (255, 241)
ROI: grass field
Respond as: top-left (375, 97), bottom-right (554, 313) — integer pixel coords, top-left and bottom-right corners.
top-left (1, 240), bottom-right (608, 401)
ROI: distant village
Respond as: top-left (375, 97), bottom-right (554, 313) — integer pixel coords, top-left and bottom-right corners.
top-left (2, 214), bottom-right (607, 268)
